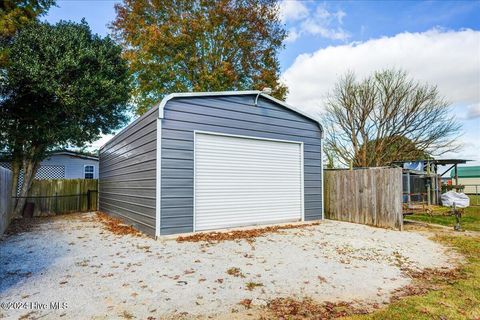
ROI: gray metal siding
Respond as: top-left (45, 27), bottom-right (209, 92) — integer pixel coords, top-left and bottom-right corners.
top-left (161, 95), bottom-right (322, 235)
top-left (99, 107), bottom-right (158, 236)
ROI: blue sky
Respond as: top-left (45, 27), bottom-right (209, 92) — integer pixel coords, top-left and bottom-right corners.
top-left (278, 1), bottom-right (480, 68)
top-left (44, 1), bottom-right (480, 165)
top-left (44, 0), bottom-right (480, 70)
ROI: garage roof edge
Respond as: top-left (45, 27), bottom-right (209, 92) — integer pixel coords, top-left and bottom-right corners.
top-left (156, 91), bottom-right (323, 133)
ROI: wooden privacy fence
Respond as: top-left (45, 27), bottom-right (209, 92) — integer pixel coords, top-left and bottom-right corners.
top-left (17, 179), bottom-right (98, 216)
top-left (324, 167), bottom-right (403, 230)
top-left (1, 167), bottom-right (13, 235)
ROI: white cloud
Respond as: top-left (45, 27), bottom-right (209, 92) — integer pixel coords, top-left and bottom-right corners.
top-left (282, 29), bottom-right (480, 115)
top-left (285, 27), bottom-right (300, 43)
top-left (335, 10), bottom-right (346, 24)
top-left (440, 131), bottom-right (480, 166)
top-left (278, 0), bottom-right (308, 23)
top-left (280, 1), bottom-right (350, 42)
top-left (300, 19), bottom-right (349, 40)
top-left (281, 28), bottom-right (480, 163)
top-left (467, 103), bottom-right (480, 119)
top-left (87, 134), bottom-right (114, 151)
top-left (315, 6), bottom-right (346, 24)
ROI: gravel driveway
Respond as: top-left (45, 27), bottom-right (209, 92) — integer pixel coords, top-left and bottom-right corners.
top-left (0, 212), bottom-right (456, 319)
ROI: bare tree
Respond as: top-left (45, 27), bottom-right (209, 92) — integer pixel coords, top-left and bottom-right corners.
top-left (325, 69), bottom-right (462, 168)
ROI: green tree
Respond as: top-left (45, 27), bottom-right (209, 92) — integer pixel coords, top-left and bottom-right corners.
top-left (111, 0), bottom-right (287, 115)
top-left (0, 0), bottom-right (55, 64)
top-left (353, 136), bottom-right (431, 167)
top-left (0, 20), bottom-right (131, 216)
top-left (325, 69), bottom-right (461, 168)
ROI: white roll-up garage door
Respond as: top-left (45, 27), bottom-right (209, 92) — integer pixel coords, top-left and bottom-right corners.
top-left (194, 132), bottom-right (303, 231)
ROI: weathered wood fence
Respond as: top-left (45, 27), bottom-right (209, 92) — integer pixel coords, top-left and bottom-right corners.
top-left (0, 167), bottom-right (13, 235)
top-left (19, 179), bottom-right (98, 216)
top-left (324, 167), bottom-right (403, 230)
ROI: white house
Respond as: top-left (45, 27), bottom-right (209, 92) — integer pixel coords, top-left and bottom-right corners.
top-left (0, 150), bottom-right (99, 181)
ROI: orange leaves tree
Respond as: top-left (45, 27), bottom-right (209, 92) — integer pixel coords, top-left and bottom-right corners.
top-left (111, 0), bottom-right (287, 115)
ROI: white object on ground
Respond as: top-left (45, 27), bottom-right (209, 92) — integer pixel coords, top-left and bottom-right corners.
top-left (0, 213), bottom-right (457, 319)
top-left (441, 191), bottom-right (470, 208)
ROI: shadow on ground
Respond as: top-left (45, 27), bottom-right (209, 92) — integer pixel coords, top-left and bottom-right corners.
top-left (0, 218), bottom-right (69, 294)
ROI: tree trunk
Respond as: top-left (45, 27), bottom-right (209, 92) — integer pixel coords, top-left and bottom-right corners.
top-left (13, 157), bottom-right (40, 218)
top-left (10, 158), bottom-right (21, 217)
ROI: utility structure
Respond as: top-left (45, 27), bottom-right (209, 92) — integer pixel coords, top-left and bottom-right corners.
top-left (390, 159), bottom-right (470, 211)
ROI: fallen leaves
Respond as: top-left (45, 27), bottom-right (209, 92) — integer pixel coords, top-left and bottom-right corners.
top-left (245, 282), bottom-right (263, 291)
top-left (239, 299), bottom-right (252, 309)
top-left (184, 268), bottom-right (196, 275)
top-left (227, 267), bottom-right (245, 278)
top-left (94, 212), bottom-right (141, 237)
top-left (391, 266), bottom-right (464, 301)
top-left (120, 310), bottom-right (135, 319)
top-left (176, 222), bottom-right (320, 243)
top-left (265, 297), bottom-right (368, 319)
top-left (406, 267), bottom-right (464, 281)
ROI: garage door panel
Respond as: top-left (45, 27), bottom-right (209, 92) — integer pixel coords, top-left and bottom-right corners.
top-left (195, 133), bottom-right (303, 231)
top-left (196, 216), bottom-right (298, 231)
top-left (196, 193), bottom-right (300, 199)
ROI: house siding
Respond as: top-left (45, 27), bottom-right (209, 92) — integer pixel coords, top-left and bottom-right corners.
top-left (41, 155), bottom-right (99, 179)
top-left (1, 154), bottom-right (98, 197)
top-left (99, 107), bottom-right (158, 236)
top-left (160, 95), bottom-right (322, 235)
top-left (0, 155), bottom-right (98, 180)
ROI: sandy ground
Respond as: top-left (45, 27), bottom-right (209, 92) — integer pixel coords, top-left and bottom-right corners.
top-left (0, 213), bottom-right (457, 319)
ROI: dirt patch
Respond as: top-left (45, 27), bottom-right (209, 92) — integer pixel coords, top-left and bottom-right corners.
top-left (263, 297), bottom-right (369, 319)
top-left (176, 222), bottom-right (320, 243)
top-left (94, 211), bottom-right (141, 237)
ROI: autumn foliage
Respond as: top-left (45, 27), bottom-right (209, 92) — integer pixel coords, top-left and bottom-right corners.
top-left (111, 0), bottom-right (288, 114)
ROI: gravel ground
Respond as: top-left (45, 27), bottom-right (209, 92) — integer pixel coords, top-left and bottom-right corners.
top-left (0, 212), bottom-right (457, 319)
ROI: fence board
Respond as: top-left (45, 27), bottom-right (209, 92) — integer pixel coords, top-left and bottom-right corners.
top-left (23, 179), bottom-right (98, 216)
top-left (324, 167), bottom-right (403, 230)
top-left (1, 167), bottom-right (13, 235)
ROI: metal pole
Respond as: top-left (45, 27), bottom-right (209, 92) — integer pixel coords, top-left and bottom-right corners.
top-left (453, 202), bottom-right (462, 231)
top-left (407, 172), bottom-right (411, 206)
top-left (427, 183), bottom-right (431, 206)
top-left (454, 164), bottom-right (459, 187)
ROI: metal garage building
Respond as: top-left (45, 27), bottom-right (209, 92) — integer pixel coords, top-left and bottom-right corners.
top-left (99, 91), bottom-right (323, 237)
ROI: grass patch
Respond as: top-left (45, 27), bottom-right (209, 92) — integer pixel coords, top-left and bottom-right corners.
top-left (407, 195), bottom-right (480, 231)
top-left (467, 194), bottom-right (480, 206)
top-left (345, 231), bottom-right (480, 320)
